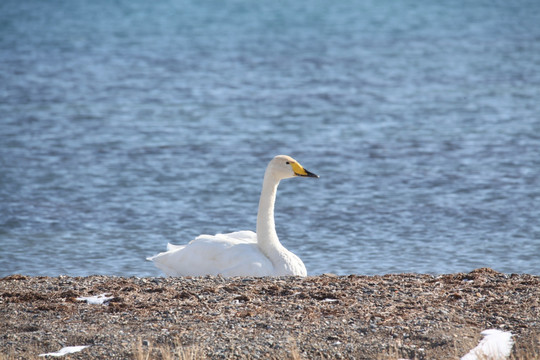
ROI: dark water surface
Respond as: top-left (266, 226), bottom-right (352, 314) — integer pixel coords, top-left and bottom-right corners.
top-left (1, 0), bottom-right (539, 276)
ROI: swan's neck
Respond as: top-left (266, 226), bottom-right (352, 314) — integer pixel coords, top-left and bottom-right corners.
top-left (256, 171), bottom-right (283, 255)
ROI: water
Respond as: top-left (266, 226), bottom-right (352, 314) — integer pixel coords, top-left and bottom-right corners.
top-left (1, 0), bottom-right (539, 277)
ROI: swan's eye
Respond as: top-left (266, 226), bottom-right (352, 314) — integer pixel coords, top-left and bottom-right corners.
top-left (286, 161), bottom-right (290, 165)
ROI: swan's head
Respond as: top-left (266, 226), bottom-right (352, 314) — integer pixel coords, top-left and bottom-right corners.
top-left (268, 155), bottom-right (319, 180)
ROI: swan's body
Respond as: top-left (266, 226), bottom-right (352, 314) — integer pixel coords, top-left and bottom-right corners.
top-left (461, 329), bottom-right (514, 360)
top-left (147, 155), bottom-right (318, 277)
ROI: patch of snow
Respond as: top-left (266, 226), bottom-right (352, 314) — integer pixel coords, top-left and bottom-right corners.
top-left (39, 345), bottom-right (89, 357)
top-left (76, 293), bottom-right (114, 305)
top-left (461, 329), bottom-right (513, 360)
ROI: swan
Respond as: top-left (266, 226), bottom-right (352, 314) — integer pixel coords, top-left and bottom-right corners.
top-left (147, 155), bottom-right (318, 277)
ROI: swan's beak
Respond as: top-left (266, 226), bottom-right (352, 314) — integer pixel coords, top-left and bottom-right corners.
top-left (300, 168), bottom-right (319, 178)
top-left (292, 162), bottom-right (319, 178)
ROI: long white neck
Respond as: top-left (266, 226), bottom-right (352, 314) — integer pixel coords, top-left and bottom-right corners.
top-left (256, 170), bottom-right (283, 256)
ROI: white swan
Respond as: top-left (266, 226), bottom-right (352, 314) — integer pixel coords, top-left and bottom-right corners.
top-left (461, 329), bottom-right (514, 360)
top-left (147, 155), bottom-right (318, 277)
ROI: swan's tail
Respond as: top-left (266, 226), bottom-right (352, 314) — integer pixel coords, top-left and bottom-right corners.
top-left (146, 244), bottom-right (186, 276)
top-left (461, 329), bottom-right (513, 360)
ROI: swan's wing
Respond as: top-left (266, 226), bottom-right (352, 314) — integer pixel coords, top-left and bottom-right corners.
top-left (147, 231), bottom-right (275, 276)
top-left (166, 243), bottom-right (185, 251)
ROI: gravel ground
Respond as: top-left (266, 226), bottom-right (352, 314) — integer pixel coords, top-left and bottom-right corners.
top-left (1, 268), bottom-right (539, 359)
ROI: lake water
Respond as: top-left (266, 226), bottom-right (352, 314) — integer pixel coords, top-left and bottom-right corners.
top-left (1, 0), bottom-right (539, 277)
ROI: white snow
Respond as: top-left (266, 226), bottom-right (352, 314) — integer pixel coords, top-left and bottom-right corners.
top-left (76, 293), bottom-right (114, 305)
top-left (461, 329), bottom-right (513, 360)
top-left (39, 345), bottom-right (89, 357)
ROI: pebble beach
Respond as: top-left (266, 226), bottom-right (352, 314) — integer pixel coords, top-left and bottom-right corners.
top-left (1, 268), bottom-right (539, 359)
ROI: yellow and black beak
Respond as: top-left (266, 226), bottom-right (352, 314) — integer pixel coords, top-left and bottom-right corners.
top-left (291, 162), bottom-right (319, 178)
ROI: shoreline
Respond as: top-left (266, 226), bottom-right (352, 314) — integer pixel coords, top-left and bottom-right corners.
top-left (1, 268), bottom-right (538, 359)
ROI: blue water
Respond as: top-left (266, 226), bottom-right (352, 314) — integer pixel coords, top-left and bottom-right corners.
top-left (1, 0), bottom-right (539, 277)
